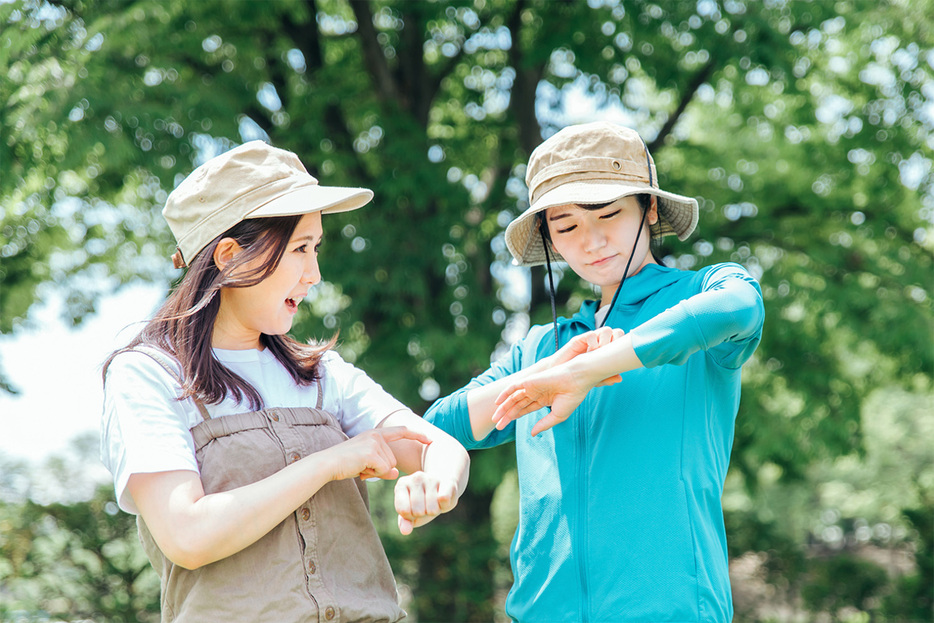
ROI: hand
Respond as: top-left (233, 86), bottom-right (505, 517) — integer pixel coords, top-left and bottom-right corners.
top-left (327, 427), bottom-right (432, 482)
top-left (393, 472), bottom-right (459, 535)
top-left (492, 360), bottom-right (622, 437)
top-left (548, 326), bottom-right (626, 368)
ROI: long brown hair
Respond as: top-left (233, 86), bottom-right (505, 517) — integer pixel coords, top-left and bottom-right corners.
top-left (103, 214), bottom-right (335, 410)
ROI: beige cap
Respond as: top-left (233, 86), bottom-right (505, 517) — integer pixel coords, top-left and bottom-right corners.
top-left (504, 122), bottom-right (699, 266)
top-left (163, 140), bottom-right (374, 268)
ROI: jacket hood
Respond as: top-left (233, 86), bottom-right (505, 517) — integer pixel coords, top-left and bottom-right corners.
top-left (572, 264), bottom-right (690, 325)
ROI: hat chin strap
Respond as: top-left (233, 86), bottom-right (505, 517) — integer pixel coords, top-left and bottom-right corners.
top-left (539, 219), bottom-right (560, 353)
top-left (599, 137), bottom-right (653, 328)
top-left (539, 201), bottom-right (650, 352)
top-left (599, 205), bottom-right (649, 329)
top-left (172, 247), bottom-right (187, 269)
top-left (536, 134), bottom-right (656, 346)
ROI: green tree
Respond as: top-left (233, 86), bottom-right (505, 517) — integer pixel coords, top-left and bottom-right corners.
top-left (0, 439), bottom-right (159, 622)
top-left (2, 0), bottom-right (931, 618)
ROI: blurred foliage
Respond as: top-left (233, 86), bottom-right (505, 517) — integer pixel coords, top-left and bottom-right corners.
top-left (723, 386), bottom-right (933, 621)
top-left (1, 0), bottom-right (932, 620)
top-left (0, 436), bottom-right (159, 621)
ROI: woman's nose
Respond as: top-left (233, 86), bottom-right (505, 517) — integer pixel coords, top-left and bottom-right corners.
top-left (303, 255), bottom-right (321, 285)
top-left (583, 223), bottom-right (607, 253)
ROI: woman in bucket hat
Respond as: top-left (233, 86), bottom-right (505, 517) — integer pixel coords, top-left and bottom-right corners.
top-left (100, 141), bottom-right (468, 622)
top-left (425, 122), bottom-right (764, 622)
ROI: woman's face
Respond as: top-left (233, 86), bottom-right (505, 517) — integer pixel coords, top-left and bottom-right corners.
top-left (545, 195), bottom-right (658, 307)
top-left (213, 212), bottom-right (323, 350)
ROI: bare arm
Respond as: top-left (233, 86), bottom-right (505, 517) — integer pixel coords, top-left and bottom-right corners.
top-left (379, 410), bottom-right (470, 535)
top-left (127, 426), bottom-right (429, 570)
top-left (492, 333), bottom-right (643, 436)
top-left (467, 327), bottom-right (627, 440)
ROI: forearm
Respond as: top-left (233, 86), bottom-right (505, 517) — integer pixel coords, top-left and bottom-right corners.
top-left (380, 410), bottom-right (468, 495)
top-left (631, 265), bottom-right (764, 367)
top-left (130, 452), bottom-right (339, 570)
top-left (564, 332), bottom-right (644, 384)
top-left (466, 357), bottom-right (551, 441)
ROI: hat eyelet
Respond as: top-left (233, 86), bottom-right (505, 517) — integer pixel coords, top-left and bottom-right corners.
top-left (612, 160), bottom-right (622, 171)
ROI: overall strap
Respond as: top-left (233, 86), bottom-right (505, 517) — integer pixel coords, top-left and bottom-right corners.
top-left (131, 345), bottom-right (211, 421)
top-left (315, 375), bottom-right (324, 410)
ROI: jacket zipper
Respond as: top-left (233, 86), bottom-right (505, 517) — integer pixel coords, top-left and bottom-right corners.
top-left (576, 392), bottom-right (590, 622)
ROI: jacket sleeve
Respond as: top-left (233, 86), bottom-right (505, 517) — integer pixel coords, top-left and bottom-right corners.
top-left (424, 325), bottom-right (551, 450)
top-left (629, 263), bottom-right (765, 369)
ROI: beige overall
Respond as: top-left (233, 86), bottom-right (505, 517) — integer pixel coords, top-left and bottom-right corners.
top-left (132, 347), bottom-right (405, 623)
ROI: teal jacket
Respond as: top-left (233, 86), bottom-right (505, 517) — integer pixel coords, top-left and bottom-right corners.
top-left (424, 263), bottom-right (764, 623)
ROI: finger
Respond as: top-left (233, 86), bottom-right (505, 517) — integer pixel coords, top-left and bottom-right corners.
top-left (378, 438), bottom-right (398, 472)
top-left (592, 327), bottom-right (612, 348)
top-left (436, 481), bottom-right (458, 513)
top-left (378, 426), bottom-right (432, 445)
top-left (612, 328), bottom-right (626, 339)
top-left (374, 466), bottom-right (400, 480)
top-left (397, 514), bottom-right (414, 536)
top-left (529, 405), bottom-right (574, 437)
top-left (493, 384), bottom-right (523, 406)
top-left (530, 412), bottom-right (562, 437)
top-left (493, 387), bottom-right (529, 415)
top-left (492, 401), bottom-right (523, 430)
top-left (579, 332), bottom-right (600, 350)
top-left (571, 341), bottom-right (589, 357)
top-left (594, 374), bottom-right (623, 387)
top-left (423, 483), bottom-right (442, 517)
top-left (394, 479), bottom-right (413, 517)
top-left (406, 482), bottom-right (428, 517)
top-left (493, 394), bottom-right (544, 429)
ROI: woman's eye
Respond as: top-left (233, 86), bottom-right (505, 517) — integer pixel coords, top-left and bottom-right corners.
top-left (294, 244), bottom-right (307, 253)
top-left (556, 225), bottom-right (577, 234)
top-left (599, 209), bottom-right (622, 220)
top-left (314, 243), bottom-right (322, 253)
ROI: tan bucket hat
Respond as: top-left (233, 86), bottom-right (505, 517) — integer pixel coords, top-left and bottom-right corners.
top-left (504, 122), bottom-right (699, 266)
top-left (163, 140), bottom-right (374, 268)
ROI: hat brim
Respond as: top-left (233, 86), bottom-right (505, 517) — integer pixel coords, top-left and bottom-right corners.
top-left (505, 180), bottom-right (698, 267)
top-left (246, 183), bottom-right (374, 219)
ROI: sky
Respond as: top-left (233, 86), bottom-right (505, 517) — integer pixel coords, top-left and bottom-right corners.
top-left (0, 282), bottom-right (165, 474)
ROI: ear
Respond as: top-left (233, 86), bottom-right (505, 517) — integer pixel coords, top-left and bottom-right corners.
top-left (647, 196), bottom-right (659, 226)
top-left (213, 237), bottom-right (242, 271)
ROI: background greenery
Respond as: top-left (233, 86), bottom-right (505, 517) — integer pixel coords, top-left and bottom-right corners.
top-left (1, 0), bottom-right (931, 621)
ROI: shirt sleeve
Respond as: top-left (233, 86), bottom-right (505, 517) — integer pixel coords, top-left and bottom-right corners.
top-left (424, 326), bottom-right (552, 450)
top-left (100, 351), bottom-right (202, 514)
top-left (629, 262), bottom-right (765, 370)
top-left (320, 351), bottom-right (411, 438)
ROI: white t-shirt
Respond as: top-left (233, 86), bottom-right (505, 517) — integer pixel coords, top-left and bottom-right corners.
top-left (100, 347), bottom-right (408, 514)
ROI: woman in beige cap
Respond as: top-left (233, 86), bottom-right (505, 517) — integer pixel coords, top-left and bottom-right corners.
top-left (425, 122), bottom-right (764, 622)
top-left (100, 141), bottom-right (468, 622)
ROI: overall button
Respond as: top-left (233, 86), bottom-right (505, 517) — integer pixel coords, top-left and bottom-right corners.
top-left (308, 560), bottom-right (316, 574)
top-left (269, 410), bottom-right (280, 422)
top-left (324, 606), bottom-right (335, 620)
top-left (300, 507), bottom-right (310, 521)
top-left (289, 452), bottom-right (301, 463)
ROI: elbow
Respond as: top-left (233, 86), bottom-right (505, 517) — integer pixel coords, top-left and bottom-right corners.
top-left (730, 281), bottom-right (765, 336)
top-left (172, 553), bottom-right (209, 571)
top-left (460, 447), bottom-right (471, 487)
top-left (158, 534), bottom-right (214, 570)
top-left (745, 289), bottom-right (766, 335)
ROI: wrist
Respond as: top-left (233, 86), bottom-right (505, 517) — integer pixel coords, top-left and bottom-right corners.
top-left (316, 448), bottom-right (343, 483)
top-left (566, 349), bottom-right (615, 386)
